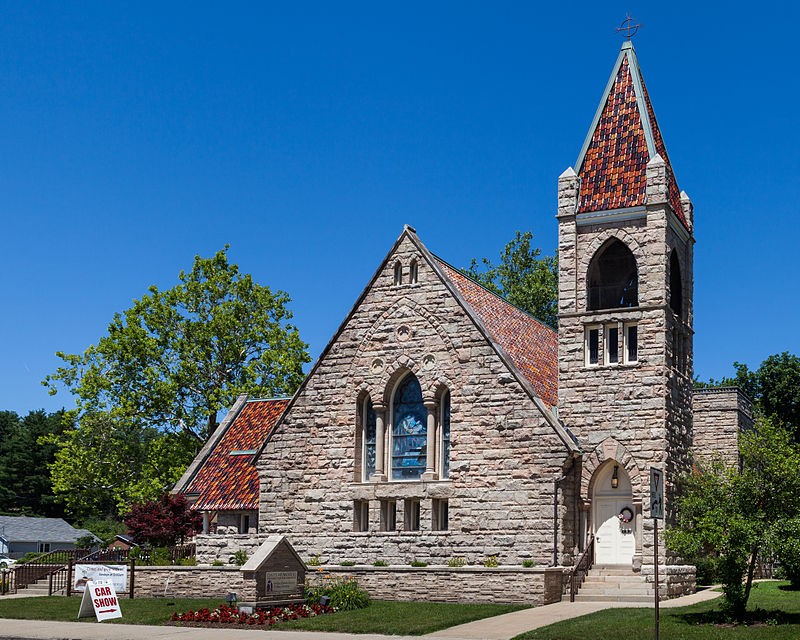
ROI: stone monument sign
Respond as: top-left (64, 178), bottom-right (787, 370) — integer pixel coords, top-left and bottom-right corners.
top-left (240, 535), bottom-right (306, 605)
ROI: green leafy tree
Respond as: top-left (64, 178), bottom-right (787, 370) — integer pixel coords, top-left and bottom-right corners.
top-left (45, 246), bottom-right (309, 441)
top-left (696, 352), bottom-right (800, 437)
top-left (0, 409), bottom-right (71, 517)
top-left (464, 231), bottom-right (558, 329)
top-left (43, 247), bottom-right (310, 518)
top-left (667, 417), bottom-right (800, 619)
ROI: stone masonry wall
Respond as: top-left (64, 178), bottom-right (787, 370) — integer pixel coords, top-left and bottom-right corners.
top-left (196, 533), bottom-right (263, 565)
top-left (131, 565), bottom-right (563, 606)
top-left (252, 231), bottom-right (577, 568)
top-left (133, 566), bottom-right (253, 601)
top-left (692, 387), bottom-right (753, 467)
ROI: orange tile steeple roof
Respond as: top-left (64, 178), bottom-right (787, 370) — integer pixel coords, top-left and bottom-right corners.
top-left (576, 41), bottom-right (686, 228)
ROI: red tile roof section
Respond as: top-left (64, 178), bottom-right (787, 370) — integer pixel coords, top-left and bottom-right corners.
top-left (578, 53), bottom-right (686, 228)
top-left (578, 57), bottom-right (649, 213)
top-left (437, 260), bottom-right (558, 408)
top-left (184, 398), bottom-right (289, 511)
top-left (640, 80), bottom-right (687, 227)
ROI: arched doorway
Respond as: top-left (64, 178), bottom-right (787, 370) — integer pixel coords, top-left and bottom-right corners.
top-left (592, 461), bottom-right (636, 565)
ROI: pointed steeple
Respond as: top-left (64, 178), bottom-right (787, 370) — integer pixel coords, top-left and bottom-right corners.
top-left (576, 41), bottom-right (686, 227)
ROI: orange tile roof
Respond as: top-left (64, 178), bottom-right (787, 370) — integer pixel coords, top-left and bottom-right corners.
top-left (184, 398), bottom-right (288, 511)
top-left (577, 45), bottom-right (686, 228)
top-left (437, 260), bottom-right (558, 408)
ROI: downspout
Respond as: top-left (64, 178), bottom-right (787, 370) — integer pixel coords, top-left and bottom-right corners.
top-left (552, 455), bottom-right (578, 567)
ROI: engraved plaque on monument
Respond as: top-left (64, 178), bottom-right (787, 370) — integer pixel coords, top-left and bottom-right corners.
top-left (240, 535), bottom-right (307, 606)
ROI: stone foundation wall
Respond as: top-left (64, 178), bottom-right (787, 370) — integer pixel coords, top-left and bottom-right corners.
top-left (131, 565), bottom-right (564, 606)
top-left (641, 564), bottom-right (696, 599)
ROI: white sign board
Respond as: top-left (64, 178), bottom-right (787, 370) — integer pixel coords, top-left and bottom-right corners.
top-left (77, 580), bottom-right (122, 622)
top-left (73, 564), bottom-right (127, 593)
top-left (650, 467), bottom-right (664, 520)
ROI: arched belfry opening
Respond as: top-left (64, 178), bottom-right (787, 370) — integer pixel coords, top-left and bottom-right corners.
top-left (587, 239), bottom-right (639, 311)
top-left (669, 250), bottom-right (683, 316)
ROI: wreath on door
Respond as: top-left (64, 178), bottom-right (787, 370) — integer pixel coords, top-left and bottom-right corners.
top-left (617, 507), bottom-right (634, 524)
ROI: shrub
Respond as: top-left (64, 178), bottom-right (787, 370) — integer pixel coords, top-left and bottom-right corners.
top-left (306, 574), bottom-right (370, 611)
top-left (410, 559), bottom-right (428, 567)
top-left (152, 547), bottom-right (171, 566)
top-left (522, 559), bottom-right (535, 568)
top-left (230, 550), bottom-right (248, 566)
top-left (340, 560), bottom-right (355, 566)
top-left (484, 556), bottom-right (499, 568)
top-left (211, 559), bottom-right (224, 567)
top-left (17, 552), bottom-right (45, 564)
top-left (447, 556), bottom-right (466, 567)
top-left (177, 556), bottom-right (198, 566)
top-left (307, 554), bottom-right (322, 566)
top-left (372, 560), bottom-right (388, 567)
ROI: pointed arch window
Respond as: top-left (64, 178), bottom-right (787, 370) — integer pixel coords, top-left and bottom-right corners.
top-left (440, 391), bottom-right (451, 479)
top-left (393, 262), bottom-right (403, 286)
top-left (362, 398), bottom-right (377, 481)
top-left (391, 374), bottom-right (427, 480)
top-left (409, 259), bottom-right (419, 284)
top-left (587, 240), bottom-right (638, 311)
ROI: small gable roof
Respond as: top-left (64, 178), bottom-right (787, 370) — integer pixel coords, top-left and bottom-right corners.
top-left (0, 516), bottom-right (96, 544)
top-left (576, 41), bottom-right (685, 227)
top-left (181, 398), bottom-right (289, 511)
top-left (435, 259), bottom-right (558, 408)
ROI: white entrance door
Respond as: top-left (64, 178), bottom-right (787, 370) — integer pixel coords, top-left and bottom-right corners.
top-left (594, 499), bottom-right (635, 565)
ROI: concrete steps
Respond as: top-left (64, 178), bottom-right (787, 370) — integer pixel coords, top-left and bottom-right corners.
top-left (573, 565), bottom-right (654, 603)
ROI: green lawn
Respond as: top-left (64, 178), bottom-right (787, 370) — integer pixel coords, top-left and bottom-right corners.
top-left (0, 597), bottom-right (221, 626)
top-left (271, 601), bottom-right (528, 635)
top-left (0, 596), bottom-right (527, 634)
top-left (514, 582), bottom-right (800, 640)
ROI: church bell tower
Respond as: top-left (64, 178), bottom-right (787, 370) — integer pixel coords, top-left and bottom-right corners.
top-left (556, 40), bottom-right (694, 572)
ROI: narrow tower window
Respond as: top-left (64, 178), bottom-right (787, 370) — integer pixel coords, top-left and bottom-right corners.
top-left (625, 324), bottom-right (638, 363)
top-left (605, 325), bottom-right (619, 364)
top-left (670, 250), bottom-right (683, 316)
top-left (409, 259), bottom-right (419, 284)
top-left (393, 262), bottom-right (403, 286)
top-left (586, 326), bottom-right (600, 366)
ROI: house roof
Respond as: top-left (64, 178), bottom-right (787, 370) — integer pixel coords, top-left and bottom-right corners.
top-left (182, 398), bottom-right (289, 511)
top-left (576, 41), bottom-right (685, 227)
top-left (435, 259), bottom-right (558, 408)
top-left (0, 516), bottom-right (96, 544)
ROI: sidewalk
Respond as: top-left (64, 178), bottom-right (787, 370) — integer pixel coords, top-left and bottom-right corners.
top-left (0, 588), bottom-right (722, 640)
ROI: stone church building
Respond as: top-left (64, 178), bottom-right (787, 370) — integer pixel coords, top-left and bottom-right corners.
top-left (175, 41), bottom-right (751, 601)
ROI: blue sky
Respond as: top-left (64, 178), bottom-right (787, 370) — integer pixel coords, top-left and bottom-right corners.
top-left (2, 2), bottom-right (798, 415)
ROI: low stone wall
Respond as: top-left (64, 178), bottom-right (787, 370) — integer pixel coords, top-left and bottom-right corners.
top-left (196, 534), bottom-right (262, 565)
top-left (133, 566), bottom-right (255, 602)
top-left (319, 565), bottom-right (565, 605)
top-left (641, 564), bottom-right (696, 599)
top-left (132, 564), bottom-right (565, 606)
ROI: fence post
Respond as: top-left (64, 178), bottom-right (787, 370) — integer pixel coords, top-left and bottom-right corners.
top-left (130, 558), bottom-right (135, 599)
top-left (66, 559), bottom-right (73, 597)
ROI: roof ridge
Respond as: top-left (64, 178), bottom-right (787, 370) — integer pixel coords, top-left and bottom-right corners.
top-left (432, 254), bottom-right (557, 337)
top-left (246, 396), bottom-right (292, 403)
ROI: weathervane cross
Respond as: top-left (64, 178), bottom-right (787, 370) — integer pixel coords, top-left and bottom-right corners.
top-left (616, 14), bottom-right (641, 40)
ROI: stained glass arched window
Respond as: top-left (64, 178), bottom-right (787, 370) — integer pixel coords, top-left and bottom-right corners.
top-left (441, 391), bottom-right (451, 479)
top-left (363, 398), bottom-right (377, 480)
top-left (392, 374), bottom-right (427, 480)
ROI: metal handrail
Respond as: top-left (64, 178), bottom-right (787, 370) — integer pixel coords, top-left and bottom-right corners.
top-left (9, 548), bottom-right (90, 593)
top-left (569, 534), bottom-right (595, 602)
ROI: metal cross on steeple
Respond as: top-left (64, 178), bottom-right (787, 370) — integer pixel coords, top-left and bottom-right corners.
top-left (616, 14), bottom-right (641, 40)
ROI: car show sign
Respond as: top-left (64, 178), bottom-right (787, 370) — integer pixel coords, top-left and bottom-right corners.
top-left (77, 580), bottom-right (123, 622)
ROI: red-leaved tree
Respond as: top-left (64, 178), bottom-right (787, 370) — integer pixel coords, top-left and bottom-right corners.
top-left (124, 493), bottom-right (201, 547)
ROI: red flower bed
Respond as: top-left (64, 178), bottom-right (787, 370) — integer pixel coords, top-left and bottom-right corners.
top-left (171, 602), bottom-right (335, 626)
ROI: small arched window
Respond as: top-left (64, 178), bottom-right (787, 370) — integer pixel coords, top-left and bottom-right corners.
top-left (393, 262), bottom-right (403, 286)
top-left (363, 398), bottom-right (377, 481)
top-left (409, 259), bottom-right (419, 284)
top-left (670, 250), bottom-right (683, 316)
top-left (587, 239), bottom-right (638, 311)
top-left (440, 391), bottom-right (451, 479)
top-left (391, 374), bottom-right (427, 480)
